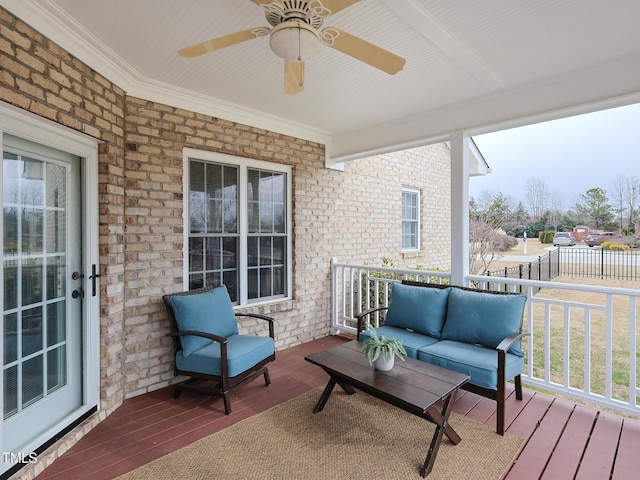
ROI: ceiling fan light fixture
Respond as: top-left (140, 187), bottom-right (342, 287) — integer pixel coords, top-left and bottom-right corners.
top-left (269, 19), bottom-right (322, 62)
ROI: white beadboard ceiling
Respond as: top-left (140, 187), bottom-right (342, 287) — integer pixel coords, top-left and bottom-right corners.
top-left (2, 0), bottom-right (640, 164)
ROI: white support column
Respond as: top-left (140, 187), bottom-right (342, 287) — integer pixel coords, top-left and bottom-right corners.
top-left (450, 131), bottom-right (470, 286)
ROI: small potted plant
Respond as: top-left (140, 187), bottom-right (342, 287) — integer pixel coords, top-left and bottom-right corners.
top-left (362, 323), bottom-right (407, 371)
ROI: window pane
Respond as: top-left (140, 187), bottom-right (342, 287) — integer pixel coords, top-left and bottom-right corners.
top-left (248, 170), bottom-right (260, 234)
top-left (189, 272), bottom-right (204, 290)
top-left (189, 237), bottom-right (204, 272)
top-left (4, 313), bottom-right (17, 364)
top-left (190, 162), bottom-right (205, 233)
top-left (47, 345), bottom-right (66, 394)
top-left (22, 306), bottom-right (43, 357)
top-left (273, 237), bottom-right (285, 264)
top-left (248, 269), bottom-right (259, 299)
top-left (205, 237), bottom-right (221, 270)
top-left (223, 166), bottom-right (238, 233)
top-left (4, 365), bottom-right (18, 419)
top-left (22, 259), bottom-right (43, 306)
top-left (260, 268), bottom-right (271, 297)
top-left (248, 237), bottom-right (258, 267)
top-left (47, 301), bottom-right (66, 347)
top-left (260, 237), bottom-right (272, 266)
top-left (22, 355), bottom-right (44, 408)
top-left (4, 260), bottom-right (17, 311)
top-left (23, 208), bottom-right (44, 254)
top-left (273, 267), bottom-right (285, 296)
top-left (222, 237), bottom-right (237, 269)
top-left (47, 256), bottom-right (65, 300)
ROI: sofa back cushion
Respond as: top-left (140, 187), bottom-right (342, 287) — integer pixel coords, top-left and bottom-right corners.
top-left (168, 285), bottom-right (239, 357)
top-left (383, 282), bottom-right (450, 338)
top-left (442, 288), bottom-right (526, 356)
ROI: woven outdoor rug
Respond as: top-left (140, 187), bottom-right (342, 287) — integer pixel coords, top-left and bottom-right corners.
top-left (116, 388), bottom-right (524, 480)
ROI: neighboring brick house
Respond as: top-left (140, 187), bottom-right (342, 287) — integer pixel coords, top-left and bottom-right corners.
top-left (0, 8), bottom-right (460, 477)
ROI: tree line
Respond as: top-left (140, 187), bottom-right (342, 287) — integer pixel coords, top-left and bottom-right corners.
top-left (468, 175), bottom-right (639, 274)
top-left (470, 175), bottom-right (639, 237)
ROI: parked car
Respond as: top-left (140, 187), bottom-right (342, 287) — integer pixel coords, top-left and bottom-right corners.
top-left (553, 232), bottom-right (576, 246)
top-left (585, 232), bottom-right (616, 247)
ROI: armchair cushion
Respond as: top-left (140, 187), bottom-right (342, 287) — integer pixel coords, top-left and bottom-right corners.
top-left (442, 288), bottom-right (526, 356)
top-left (383, 282), bottom-right (450, 337)
top-left (176, 334), bottom-right (275, 377)
top-left (168, 285), bottom-right (239, 357)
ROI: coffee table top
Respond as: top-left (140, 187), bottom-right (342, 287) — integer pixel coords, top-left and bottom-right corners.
top-left (305, 340), bottom-right (469, 415)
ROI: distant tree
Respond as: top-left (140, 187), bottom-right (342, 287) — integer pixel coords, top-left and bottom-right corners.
top-left (469, 220), bottom-right (505, 274)
top-left (612, 174), bottom-right (626, 231)
top-left (575, 187), bottom-right (615, 230)
top-left (525, 177), bottom-right (550, 222)
top-left (547, 190), bottom-right (564, 231)
top-left (470, 191), bottom-right (514, 230)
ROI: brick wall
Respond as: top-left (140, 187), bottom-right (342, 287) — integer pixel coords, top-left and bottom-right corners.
top-left (0, 7), bottom-right (450, 477)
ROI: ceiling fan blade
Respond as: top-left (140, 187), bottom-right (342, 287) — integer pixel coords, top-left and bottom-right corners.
top-left (316, 0), bottom-right (361, 15)
top-left (284, 61), bottom-right (304, 94)
top-left (321, 28), bottom-right (405, 75)
top-left (251, 0), bottom-right (281, 6)
top-left (179, 28), bottom-right (267, 58)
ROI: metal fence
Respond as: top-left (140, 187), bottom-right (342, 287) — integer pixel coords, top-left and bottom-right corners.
top-left (485, 249), bottom-right (560, 293)
top-left (487, 247), bottom-right (640, 282)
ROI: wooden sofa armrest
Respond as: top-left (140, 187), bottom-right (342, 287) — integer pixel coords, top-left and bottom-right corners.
top-left (496, 332), bottom-right (530, 353)
top-left (235, 313), bottom-right (275, 338)
top-left (168, 330), bottom-right (229, 345)
top-left (355, 306), bottom-right (389, 338)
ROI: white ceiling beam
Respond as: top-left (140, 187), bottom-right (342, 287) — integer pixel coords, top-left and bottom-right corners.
top-left (378, 0), bottom-right (504, 90)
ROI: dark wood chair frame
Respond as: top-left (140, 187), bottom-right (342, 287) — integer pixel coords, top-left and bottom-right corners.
top-left (356, 280), bottom-right (529, 435)
top-left (163, 286), bottom-right (276, 415)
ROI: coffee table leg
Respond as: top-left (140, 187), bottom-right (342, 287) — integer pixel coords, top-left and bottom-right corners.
top-left (313, 377), bottom-right (337, 413)
top-left (420, 390), bottom-right (460, 477)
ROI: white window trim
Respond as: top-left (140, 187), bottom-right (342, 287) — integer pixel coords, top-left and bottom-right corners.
top-left (182, 148), bottom-right (293, 306)
top-left (402, 187), bottom-right (421, 252)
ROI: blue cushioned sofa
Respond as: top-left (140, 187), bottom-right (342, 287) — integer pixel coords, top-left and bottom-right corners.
top-left (356, 280), bottom-right (528, 435)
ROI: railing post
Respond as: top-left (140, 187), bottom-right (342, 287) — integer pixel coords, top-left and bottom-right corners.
top-left (330, 257), bottom-right (339, 335)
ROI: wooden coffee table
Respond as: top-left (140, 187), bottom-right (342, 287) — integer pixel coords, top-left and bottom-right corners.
top-left (305, 340), bottom-right (470, 477)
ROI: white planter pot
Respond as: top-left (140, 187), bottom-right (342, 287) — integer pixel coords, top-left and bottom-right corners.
top-left (374, 355), bottom-right (395, 371)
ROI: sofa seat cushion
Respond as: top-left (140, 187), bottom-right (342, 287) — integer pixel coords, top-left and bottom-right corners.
top-left (176, 334), bottom-right (275, 378)
top-left (168, 285), bottom-right (239, 357)
top-left (383, 283), bottom-right (451, 337)
top-left (359, 326), bottom-right (439, 359)
top-left (442, 288), bottom-right (527, 356)
top-left (418, 340), bottom-right (524, 390)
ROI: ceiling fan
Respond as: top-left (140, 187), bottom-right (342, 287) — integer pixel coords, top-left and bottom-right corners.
top-left (178, 0), bottom-right (406, 94)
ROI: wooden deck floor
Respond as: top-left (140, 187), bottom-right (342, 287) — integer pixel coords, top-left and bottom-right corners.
top-left (35, 335), bottom-right (639, 480)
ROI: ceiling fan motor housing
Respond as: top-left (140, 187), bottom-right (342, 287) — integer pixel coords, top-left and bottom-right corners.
top-left (264, 1), bottom-right (325, 29)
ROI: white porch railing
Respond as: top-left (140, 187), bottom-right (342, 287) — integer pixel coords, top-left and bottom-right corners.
top-left (331, 259), bottom-right (640, 417)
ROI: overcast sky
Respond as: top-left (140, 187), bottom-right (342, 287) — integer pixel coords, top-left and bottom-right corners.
top-left (470, 102), bottom-right (640, 209)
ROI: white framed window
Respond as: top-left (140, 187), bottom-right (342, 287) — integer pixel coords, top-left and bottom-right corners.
top-left (184, 149), bottom-right (292, 306)
top-left (402, 188), bottom-right (420, 250)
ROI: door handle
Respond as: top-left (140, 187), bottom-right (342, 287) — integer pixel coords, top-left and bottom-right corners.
top-left (89, 264), bottom-right (101, 297)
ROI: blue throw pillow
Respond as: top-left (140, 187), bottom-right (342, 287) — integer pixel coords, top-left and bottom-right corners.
top-left (169, 285), bottom-right (239, 357)
top-left (383, 283), bottom-right (450, 337)
top-left (442, 288), bottom-right (526, 356)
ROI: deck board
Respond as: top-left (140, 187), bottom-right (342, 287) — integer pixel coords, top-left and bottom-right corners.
top-left (32, 335), bottom-right (640, 480)
top-left (541, 404), bottom-right (597, 480)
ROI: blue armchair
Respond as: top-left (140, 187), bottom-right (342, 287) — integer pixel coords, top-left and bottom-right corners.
top-left (163, 285), bottom-right (275, 414)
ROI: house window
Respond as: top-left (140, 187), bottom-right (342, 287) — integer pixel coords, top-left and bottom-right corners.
top-left (402, 188), bottom-right (420, 250)
top-left (186, 150), bottom-right (291, 305)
